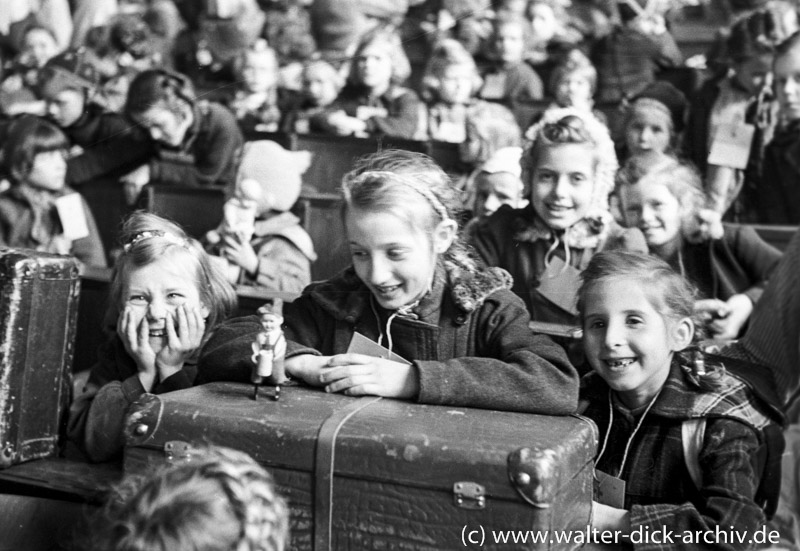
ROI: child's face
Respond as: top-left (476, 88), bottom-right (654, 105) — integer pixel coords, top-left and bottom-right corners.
top-left (473, 171), bottom-right (523, 218)
top-left (303, 66), bottom-right (339, 107)
top-left (241, 53), bottom-right (277, 94)
top-left (530, 143), bottom-right (595, 229)
top-left (582, 278), bottom-right (688, 409)
top-left (260, 313), bottom-right (282, 332)
top-left (774, 49), bottom-right (800, 122)
top-left (438, 64), bottom-right (475, 105)
top-left (618, 180), bottom-right (683, 250)
top-left (22, 29), bottom-right (58, 68)
top-left (120, 255), bottom-right (208, 355)
top-left (494, 23), bottom-right (525, 65)
top-left (44, 89), bottom-right (86, 128)
top-left (25, 150), bottom-right (67, 192)
top-left (356, 43), bottom-right (393, 91)
top-left (345, 208), bottom-right (446, 311)
top-left (529, 4), bottom-right (557, 44)
top-left (733, 54), bottom-right (772, 96)
top-left (136, 102), bottom-right (192, 147)
top-left (554, 73), bottom-right (593, 108)
top-left (625, 105), bottom-right (672, 156)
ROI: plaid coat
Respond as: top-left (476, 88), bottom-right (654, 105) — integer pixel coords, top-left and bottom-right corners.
top-left (581, 361), bottom-right (774, 550)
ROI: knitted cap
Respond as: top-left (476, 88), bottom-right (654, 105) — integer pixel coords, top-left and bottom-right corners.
top-left (480, 147), bottom-right (523, 178)
top-left (311, 0), bottom-right (365, 54)
top-left (237, 141), bottom-right (312, 213)
top-left (631, 80), bottom-right (688, 132)
top-left (38, 50), bottom-right (98, 97)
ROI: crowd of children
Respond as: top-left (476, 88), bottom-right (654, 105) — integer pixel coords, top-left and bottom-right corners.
top-left (3, 0), bottom-right (800, 549)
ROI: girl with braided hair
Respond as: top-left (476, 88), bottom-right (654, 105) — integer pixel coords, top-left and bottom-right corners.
top-left (89, 445), bottom-right (289, 551)
top-left (199, 149), bottom-right (578, 415)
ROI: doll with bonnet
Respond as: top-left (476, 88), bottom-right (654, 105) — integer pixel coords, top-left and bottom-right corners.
top-left (205, 140), bottom-right (317, 293)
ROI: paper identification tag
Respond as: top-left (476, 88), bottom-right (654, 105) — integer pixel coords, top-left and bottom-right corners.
top-left (480, 72), bottom-right (507, 100)
top-left (536, 256), bottom-right (581, 316)
top-left (707, 123), bottom-right (755, 170)
top-left (347, 332), bottom-right (411, 365)
top-left (594, 470), bottom-right (626, 508)
top-left (55, 193), bottom-right (89, 241)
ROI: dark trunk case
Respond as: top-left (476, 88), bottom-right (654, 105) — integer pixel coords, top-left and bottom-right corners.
top-left (0, 250), bottom-right (80, 468)
top-left (125, 383), bottom-right (596, 550)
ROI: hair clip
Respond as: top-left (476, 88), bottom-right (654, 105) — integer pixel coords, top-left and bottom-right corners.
top-left (123, 230), bottom-right (188, 252)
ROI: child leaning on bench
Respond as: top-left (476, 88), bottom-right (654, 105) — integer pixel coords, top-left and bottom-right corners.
top-left (68, 212), bottom-right (237, 462)
top-left (198, 150), bottom-right (578, 414)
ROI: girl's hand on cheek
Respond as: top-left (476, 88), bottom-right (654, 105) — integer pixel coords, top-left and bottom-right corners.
top-left (319, 354), bottom-right (420, 399)
top-left (117, 306), bottom-right (156, 389)
top-left (156, 305), bottom-right (206, 379)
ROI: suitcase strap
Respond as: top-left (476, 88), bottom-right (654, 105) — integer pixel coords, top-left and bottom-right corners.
top-left (314, 396), bottom-right (383, 551)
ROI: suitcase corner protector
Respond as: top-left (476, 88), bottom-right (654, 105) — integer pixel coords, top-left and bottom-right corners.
top-left (124, 393), bottom-right (164, 445)
top-left (507, 447), bottom-right (561, 508)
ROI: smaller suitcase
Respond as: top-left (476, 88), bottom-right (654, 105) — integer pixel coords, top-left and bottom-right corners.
top-left (124, 383), bottom-right (598, 551)
top-left (0, 249), bottom-right (80, 468)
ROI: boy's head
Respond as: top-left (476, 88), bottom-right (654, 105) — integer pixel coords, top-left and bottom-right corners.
top-left (235, 40), bottom-right (279, 94)
top-left (38, 50), bottom-right (98, 128)
top-left (302, 60), bottom-right (343, 107)
top-left (21, 25), bottom-right (60, 69)
top-left (236, 140), bottom-right (312, 216)
top-left (421, 39), bottom-right (481, 104)
top-left (473, 146), bottom-right (524, 219)
top-left (492, 17), bottom-right (527, 65)
top-left (774, 30), bottom-right (800, 122)
top-left (1, 115), bottom-right (69, 191)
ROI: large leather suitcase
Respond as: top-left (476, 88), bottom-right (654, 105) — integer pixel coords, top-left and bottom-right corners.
top-left (124, 383), bottom-right (597, 550)
top-left (0, 249), bottom-right (80, 468)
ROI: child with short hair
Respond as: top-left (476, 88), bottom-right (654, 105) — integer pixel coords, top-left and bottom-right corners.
top-left (36, 49), bottom-right (154, 185)
top-left (620, 80), bottom-right (688, 162)
top-left (617, 156), bottom-right (782, 341)
top-left (578, 250), bottom-right (780, 543)
top-left (89, 445), bottom-right (289, 551)
top-left (228, 40), bottom-right (282, 134)
top-left (472, 108), bottom-right (646, 326)
top-left (68, 212), bottom-right (237, 462)
top-left (546, 50), bottom-right (606, 125)
top-left (0, 115), bottom-right (106, 267)
top-left (205, 140), bottom-right (317, 293)
top-left (459, 100), bottom-right (522, 167)
top-left (122, 68), bottom-right (244, 202)
top-left (283, 59), bottom-right (345, 134)
top-left (323, 27), bottom-right (422, 139)
top-left (199, 150), bottom-right (578, 414)
top-left (418, 39), bottom-right (483, 143)
top-left (479, 15), bottom-right (545, 129)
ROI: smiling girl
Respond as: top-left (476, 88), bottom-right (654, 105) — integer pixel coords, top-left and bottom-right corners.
top-left (69, 212), bottom-right (236, 461)
top-left (578, 250), bottom-right (779, 548)
top-left (472, 108), bottom-right (646, 326)
top-left (617, 156), bottom-right (781, 342)
top-left (199, 150), bottom-right (578, 414)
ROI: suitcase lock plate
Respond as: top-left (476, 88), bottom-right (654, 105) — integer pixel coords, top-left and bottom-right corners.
top-left (453, 481), bottom-right (486, 509)
top-left (164, 441), bottom-right (204, 465)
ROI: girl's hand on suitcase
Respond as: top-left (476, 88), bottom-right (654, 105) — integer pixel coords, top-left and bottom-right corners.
top-left (320, 354), bottom-right (420, 398)
top-left (285, 354), bottom-right (331, 387)
top-left (155, 305), bottom-right (206, 379)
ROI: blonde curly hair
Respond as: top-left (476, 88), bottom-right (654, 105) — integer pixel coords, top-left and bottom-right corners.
top-left (90, 445), bottom-right (289, 551)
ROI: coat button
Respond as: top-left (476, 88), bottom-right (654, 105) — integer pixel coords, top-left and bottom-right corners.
top-left (455, 315), bottom-right (466, 324)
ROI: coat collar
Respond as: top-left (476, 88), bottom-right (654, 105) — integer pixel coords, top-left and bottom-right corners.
top-left (305, 261), bottom-right (513, 323)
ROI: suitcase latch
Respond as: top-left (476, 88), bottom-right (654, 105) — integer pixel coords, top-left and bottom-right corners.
top-left (453, 481), bottom-right (486, 509)
top-left (164, 441), bottom-right (204, 465)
